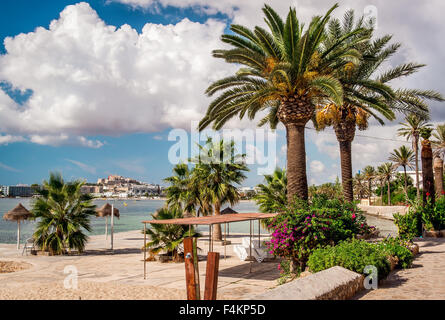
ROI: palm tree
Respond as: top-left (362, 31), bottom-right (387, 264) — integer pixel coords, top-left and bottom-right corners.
top-left (389, 145), bottom-right (415, 200)
top-left (254, 168), bottom-right (287, 213)
top-left (353, 172), bottom-right (367, 201)
top-left (163, 164), bottom-right (212, 217)
top-left (379, 162), bottom-right (396, 205)
top-left (199, 4), bottom-right (362, 202)
top-left (32, 172), bottom-right (96, 255)
top-left (421, 128), bottom-right (435, 205)
top-left (315, 11), bottom-right (442, 203)
top-left (363, 165), bottom-right (376, 205)
top-left (145, 207), bottom-right (200, 262)
top-left (376, 164), bottom-right (387, 205)
top-left (192, 138), bottom-right (249, 241)
top-left (398, 115), bottom-right (433, 199)
top-left (432, 124), bottom-right (445, 196)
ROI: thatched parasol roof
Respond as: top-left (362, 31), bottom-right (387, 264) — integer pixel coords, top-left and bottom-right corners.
top-left (3, 203), bottom-right (32, 221)
top-left (96, 203), bottom-right (120, 218)
top-left (220, 207), bottom-right (238, 215)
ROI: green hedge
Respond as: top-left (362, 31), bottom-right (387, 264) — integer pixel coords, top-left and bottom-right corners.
top-left (307, 238), bottom-right (413, 279)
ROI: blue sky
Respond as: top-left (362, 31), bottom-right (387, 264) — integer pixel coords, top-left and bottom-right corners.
top-left (0, 0), bottom-right (443, 187)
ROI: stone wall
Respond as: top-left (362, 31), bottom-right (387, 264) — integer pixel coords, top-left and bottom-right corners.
top-left (249, 266), bottom-right (364, 300)
top-left (358, 204), bottom-right (408, 220)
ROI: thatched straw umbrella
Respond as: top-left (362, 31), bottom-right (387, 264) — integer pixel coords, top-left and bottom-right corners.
top-left (96, 203), bottom-right (120, 249)
top-left (3, 203), bottom-right (32, 249)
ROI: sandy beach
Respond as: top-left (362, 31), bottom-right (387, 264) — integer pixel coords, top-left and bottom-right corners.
top-left (0, 230), bottom-right (279, 300)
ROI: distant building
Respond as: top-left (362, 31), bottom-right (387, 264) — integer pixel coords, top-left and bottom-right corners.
top-left (402, 170), bottom-right (422, 186)
top-left (1, 186), bottom-right (9, 196)
top-left (8, 185), bottom-right (34, 197)
top-left (80, 185), bottom-right (103, 195)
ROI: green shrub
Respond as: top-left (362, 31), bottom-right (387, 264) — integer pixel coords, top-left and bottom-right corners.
top-left (418, 196), bottom-right (445, 231)
top-left (393, 209), bottom-right (420, 241)
top-left (307, 239), bottom-right (391, 279)
top-left (378, 237), bottom-right (414, 269)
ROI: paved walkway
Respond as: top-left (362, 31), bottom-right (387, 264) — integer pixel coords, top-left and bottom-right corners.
top-left (355, 238), bottom-right (445, 300)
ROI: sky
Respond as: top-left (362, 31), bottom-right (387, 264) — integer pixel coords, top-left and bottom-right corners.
top-left (0, 0), bottom-right (444, 187)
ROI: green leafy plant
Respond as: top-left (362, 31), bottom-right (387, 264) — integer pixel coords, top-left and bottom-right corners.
top-left (145, 207), bottom-right (200, 262)
top-left (394, 209), bottom-right (420, 241)
top-left (378, 237), bottom-right (414, 269)
top-left (307, 239), bottom-right (391, 279)
top-left (32, 172), bottom-right (96, 255)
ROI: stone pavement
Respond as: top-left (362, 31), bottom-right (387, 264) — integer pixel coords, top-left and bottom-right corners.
top-left (355, 238), bottom-right (445, 300)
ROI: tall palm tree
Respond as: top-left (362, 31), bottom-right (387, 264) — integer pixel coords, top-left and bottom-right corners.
top-left (353, 172), bottom-right (367, 201)
top-left (315, 11), bottom-right (442, 203)
top-left (254, 167), bottom-right (287, 213)
top-left (199, 4), bottom-right (362, 202)
top-left (421, 128), bottom-right (435, 205)
top-left (192, 138), bottom-right (249, 241)
top-left (376, 164), bottom-right (387, 205)
top-left (379, 162), bottom-right (396, 205)
top-left (389, 145), bottom-right (415, 200)
top-left (432, 124), bottom-right (445, 196)
top-left (363, 165), bottom-right (376, 205)
top-left (32, 172), bottom-right (96, 255)
top-left (398, 115), bottom-right (433, 199)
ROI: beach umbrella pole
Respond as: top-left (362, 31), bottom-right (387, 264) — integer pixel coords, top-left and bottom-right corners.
top-left (17, 221), bottom-right (20, 250)
top-left (111, 203), bottom-right (114, 250)
top-left (105, 216), bottom-right (108, 240)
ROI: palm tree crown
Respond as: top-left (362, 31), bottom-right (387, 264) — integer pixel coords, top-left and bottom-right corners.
top-left (32, 172), bottom-right (96, 255)
top-left (254, 167), bottom-right (287, 213)
top-left (199, 3), bottom-right (362, 202)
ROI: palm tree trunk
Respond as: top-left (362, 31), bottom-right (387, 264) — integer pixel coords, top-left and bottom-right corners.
top-left (414, 136), bottom-right (420, 199)
top-left (286, 123), bottom-right (308, 202)
top-left (368, 180), bottom-right (372, 205)
top-left (339, 140), bottom-right (353, 202)
top-left (212, 201), bottom-right (222, 241)
top-left (403, 165), bottom-right (409, 201)
top-left (387, 180), bottom-right (391, 206)
top-left (434, 156), bottom-right (444, 197)
top-left (421, 139), bottom-right (435, 205)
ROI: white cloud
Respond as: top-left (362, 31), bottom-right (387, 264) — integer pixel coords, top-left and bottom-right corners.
top-left (66, 159), bottom-right (96, 174)
top-left (29, 133), bottom-right (104, 148)
top-left (310, 160), bottom-right (325, 174)
top-left (0, 2), bottom-right (233, 147)
top-left (0, 161), bottom-right (21, 173)
top-left (0, 134), bottom-right (25, 145)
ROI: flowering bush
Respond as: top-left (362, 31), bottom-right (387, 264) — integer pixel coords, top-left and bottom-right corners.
top-left (266, 198), bottom-right (375, 273)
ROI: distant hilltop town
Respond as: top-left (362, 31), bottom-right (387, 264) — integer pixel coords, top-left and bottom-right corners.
top-left (0, 174), bottom-right (259, 199)
top-left (85, 174), bottom-right (164, 199)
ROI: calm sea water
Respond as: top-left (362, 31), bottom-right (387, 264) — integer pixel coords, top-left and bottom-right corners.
top-left (0, 198), bottom-right (397, 244)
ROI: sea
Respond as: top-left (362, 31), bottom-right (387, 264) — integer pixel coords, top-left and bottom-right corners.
top-left (0, 198), bottom-right (397, 244)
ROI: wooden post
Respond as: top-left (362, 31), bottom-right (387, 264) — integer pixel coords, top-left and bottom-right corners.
top-left (204, 252), bottom-right (220, 300)
top-left (111, 203), bottom-right (114, 251)
top-left (105, 216), bottom-right (108, 240)
top-left (184, 237), bottom-right (200, 300)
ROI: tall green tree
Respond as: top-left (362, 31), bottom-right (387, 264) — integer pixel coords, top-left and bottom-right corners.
top-left (432, 124), bottom-right (445, 196)
top-left (32, 172), bottom-right (96, 255)
top-left (199, 4), bottom-right (362, 202)
top-left (315, 11), bottom-right (442, 203)
top-left (421, 128), bottom-right (435, 205)
top-left (398, 115), bottom-right (433, 199)
top-left (254, 167), bottom-right (287, 213)
top-left (353, 172), bottom-right (367, 201)
top-left (163, 164), bottom-right (212, 217)
top-left (379, 162), bottom-right (396, 206)
top-left (363, 165), bottom-right (376, 205)
top-left (389, 145), bottom-right (415, 200)
top-left (192, 138), bottom-right (249, 240)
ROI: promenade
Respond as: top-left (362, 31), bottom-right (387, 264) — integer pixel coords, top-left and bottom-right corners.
top-left (355, 238), bottom-right (445, 299)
